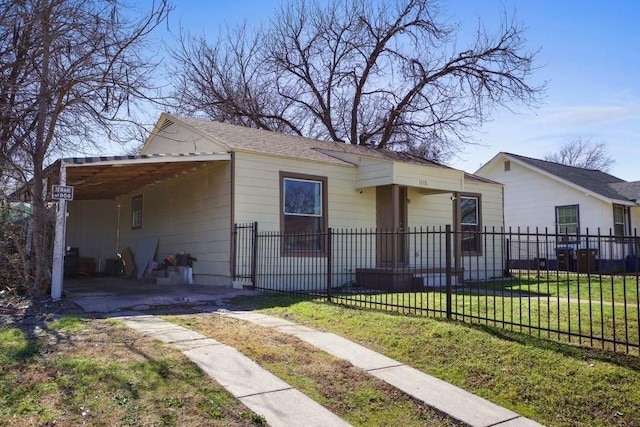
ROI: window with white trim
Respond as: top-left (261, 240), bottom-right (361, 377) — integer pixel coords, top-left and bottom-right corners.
top-left (613, 205), bottom-right (627, 236)
top-left (556, 205), bottom-right (579, 241)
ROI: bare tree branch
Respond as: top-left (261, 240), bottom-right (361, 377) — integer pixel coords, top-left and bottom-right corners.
top-left (168, 0), bottom-right (544, 162)
top-left (0, 0), bottom-right (171, 296)
top-left (544, 137), bottom-right (615, 172)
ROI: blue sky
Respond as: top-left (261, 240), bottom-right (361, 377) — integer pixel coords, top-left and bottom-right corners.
top-left (151, 0), bottom-right (639, 180)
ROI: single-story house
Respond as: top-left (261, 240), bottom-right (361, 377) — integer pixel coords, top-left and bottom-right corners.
top-left (475, 152), bottom-right (640, 272)
top-left (42, 113), bottom-right (506, 296)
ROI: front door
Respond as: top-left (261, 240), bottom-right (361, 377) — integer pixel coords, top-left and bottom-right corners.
top-left (376, 185), bottom-right (408, 267)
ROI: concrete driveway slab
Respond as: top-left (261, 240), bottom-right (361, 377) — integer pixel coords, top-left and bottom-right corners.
top-left (240, 388), bottom-right (351, 427)
top-left (64, 277), bottom-right (259, 313)
top-left (371, 364), bottom-right (521, 427)
top-left (222, 310), bottom-right (545, 427)
top-left (116, 314), bottom-right (352, 427)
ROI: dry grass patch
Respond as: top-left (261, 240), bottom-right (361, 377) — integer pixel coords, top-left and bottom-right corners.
top-left (165, 313), bottom-right (457, 427)
top-left (1, 316), bottom-right (265, 426)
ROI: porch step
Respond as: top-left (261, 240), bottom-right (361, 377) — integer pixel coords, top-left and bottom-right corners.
top-left (355, 268), bottom-right (463, 292)
top-left (412, 274), bottom-right (458, 289)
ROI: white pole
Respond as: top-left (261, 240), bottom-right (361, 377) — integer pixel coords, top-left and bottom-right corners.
top-left (51, 162), bottom-right (67, 300)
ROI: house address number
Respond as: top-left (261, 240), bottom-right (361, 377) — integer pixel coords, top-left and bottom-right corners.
top-left (418, 179), bottom-right (428, 186)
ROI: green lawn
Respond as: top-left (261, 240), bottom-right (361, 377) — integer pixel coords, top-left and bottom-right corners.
top-left (479, 272), bottom-right (640, 304)
top-left (0, 317), bottom-right (265, 426)
top-left (328, 288), bottom-right (639, 354)
top-left (165, 314), bottom-right (455, 427)
top-left (3, 295), bottom-right (639, 427)
top-left (234, 294), bottom-right (640, 427)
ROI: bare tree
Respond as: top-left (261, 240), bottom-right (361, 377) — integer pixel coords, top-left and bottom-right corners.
top-left (544, 137), bottom-right (614, 171)
top-left (169, 0), bottom-right (544, 161)
top-left (0, 0), bottom-right (171, 296)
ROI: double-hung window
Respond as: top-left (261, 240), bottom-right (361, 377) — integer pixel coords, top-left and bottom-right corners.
top-left (280, 172), bottom-right (327, 255)
top-left (131, 195), bottom-right (143, 229)
top-left (613, 205), bottom-right (627, 237)
top-left (460, 195), bottom-right (481, 254)
top-left (555, 205), bottom-right (579, 241)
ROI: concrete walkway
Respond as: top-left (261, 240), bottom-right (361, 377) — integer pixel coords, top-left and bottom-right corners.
top-left (116, 314), bottom-right (351, 427)
top-left (218, 310), bottom-right (543, 427)
top-left (116, 310), bottom-right (544, 427)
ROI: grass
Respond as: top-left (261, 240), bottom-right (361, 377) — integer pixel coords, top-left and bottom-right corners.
top-left (0, 317), bottom-right (266, 426)
top-left (165, 314), bottom-right (455, 427)
top-left (232, 293), bottom-right (640, 427)
top-left (327, 282), bottom-right (640, 354)
top-left (4, 287), bottom-right (639, 426)
top-left (481, 272), bottom-right (640, 304)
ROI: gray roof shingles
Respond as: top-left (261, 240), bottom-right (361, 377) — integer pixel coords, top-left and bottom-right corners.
top-left (609, 181), bottom-right (640, 201)
top-left (504, 152), bottom-right (636, 202)
top-left (172, 114), bottom-right (454, 169)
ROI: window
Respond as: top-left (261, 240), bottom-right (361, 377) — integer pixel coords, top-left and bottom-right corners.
top-left (131, 195), bottom-right (143, 229)
top-left (555, 205), bottom-right (579, 240)
top-left (280, 172), bottom-right (327, 254)
top-left (613, 205), bottom-right (627, 236)
top-left (504, 160), bottom-right (511, 172)
top-left (460, 195), bottom-right (481, 254)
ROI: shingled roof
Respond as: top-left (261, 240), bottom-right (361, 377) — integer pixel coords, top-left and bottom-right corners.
top-left (610, 182), bottom-right (640, 201)
top-left (167, 114), bottom-right (449, 168)
top-left (504, 152), bottom-right (638, 202)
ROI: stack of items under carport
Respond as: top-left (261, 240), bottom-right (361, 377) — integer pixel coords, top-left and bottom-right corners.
top-left (153, 252), bottom-right (196, 285)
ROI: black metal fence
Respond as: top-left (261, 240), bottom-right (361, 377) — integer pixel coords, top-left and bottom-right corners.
top-left (233, 223), bottom-right (640, 355)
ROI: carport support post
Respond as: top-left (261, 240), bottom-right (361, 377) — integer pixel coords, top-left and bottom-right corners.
top-left (51, 162), bottom-right (67, 300)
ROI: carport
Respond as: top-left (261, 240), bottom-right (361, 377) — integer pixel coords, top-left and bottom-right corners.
top-left (46, 152), bottom-right (231, 299)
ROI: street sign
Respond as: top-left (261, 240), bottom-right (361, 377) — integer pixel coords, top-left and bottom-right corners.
top-left (52, 185), bottom-right (74, 201)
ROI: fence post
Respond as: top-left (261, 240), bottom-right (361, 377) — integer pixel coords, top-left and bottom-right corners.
top-left (505, 236), bottom-right (511, 277)
top-left (445, 224), bottom-right (452, 320)
top-left (231, 223), bottom-right (237, 280)
top-left (250, 221), bottom-right (258, 289)
top-left (327, 228), bottom-right (333, 302)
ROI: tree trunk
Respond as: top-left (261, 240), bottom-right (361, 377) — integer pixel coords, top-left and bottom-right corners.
top-left (30, 2), bottom-right (52, 297)
top-left (29, 166), bottom-right (51, 297)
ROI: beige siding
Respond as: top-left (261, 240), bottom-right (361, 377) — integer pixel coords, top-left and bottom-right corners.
top-left (117, 161), bottom-right (232, 286)
top-left (405, 180), bottom-right (505, 280)
top-left (234, 152), bottom-right (374, 229)
top-left (355, 159), bottom-right (395, 188)
top-left (461, 180), bottom-right (505, 280)
top-left (464, 180), bottom-right (504, 230)
top-left (142, 122), bottom-right (228, 155)
top-left (355, 158), bottom-right (464, 193)
top-left (393, 162), bottom-right (464, 193)
top-left (234, 152), bottom-right (506, 286)
top-left (66, 200), bottom-right (119, 270)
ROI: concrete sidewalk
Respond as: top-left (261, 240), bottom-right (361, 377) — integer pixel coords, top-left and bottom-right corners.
top-left (218, 310), bottom-right (543, 427)
top-left (115, 314), bottom-right (351, 427)
top-left (116, 311), bottom-right (544, 427)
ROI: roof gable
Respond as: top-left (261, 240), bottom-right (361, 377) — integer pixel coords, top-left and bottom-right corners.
top-left (480, 152), bottom-right (634, 203)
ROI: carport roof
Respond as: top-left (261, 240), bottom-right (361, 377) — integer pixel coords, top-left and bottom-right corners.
top-left (42, 152), bottom-right (231, 200)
